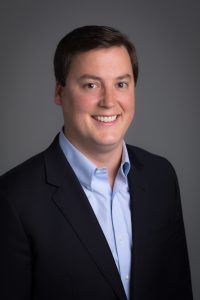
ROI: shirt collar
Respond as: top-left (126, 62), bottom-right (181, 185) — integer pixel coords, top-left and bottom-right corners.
top-left (59, 129), bottom-right (130, 189)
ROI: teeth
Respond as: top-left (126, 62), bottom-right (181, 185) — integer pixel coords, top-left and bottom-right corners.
top-left (95, 115), bottom-right (118, 122)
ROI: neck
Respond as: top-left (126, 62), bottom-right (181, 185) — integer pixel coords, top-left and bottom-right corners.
top-left (63, 129), bottom-right (124, 188)
top-left (83, 147), bottom-right (122, 188)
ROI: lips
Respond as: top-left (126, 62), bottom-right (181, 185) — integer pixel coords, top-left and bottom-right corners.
top-left (92, 114), bottom-right (121, 123)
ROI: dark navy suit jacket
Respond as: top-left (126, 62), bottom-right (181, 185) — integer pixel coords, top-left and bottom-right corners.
top-left (0, 135), bottom-right (193, 299)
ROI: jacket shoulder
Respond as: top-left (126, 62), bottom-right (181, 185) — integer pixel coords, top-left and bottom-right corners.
top-left (0, 151), bottom-right (45, 192)
top-left (0, 135), bottom-right (61, 186)
top-left (127, 144), bottom-right (177, 179)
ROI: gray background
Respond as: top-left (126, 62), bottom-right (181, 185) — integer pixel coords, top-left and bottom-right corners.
top-left (0, 0), bottom-right (199, 298)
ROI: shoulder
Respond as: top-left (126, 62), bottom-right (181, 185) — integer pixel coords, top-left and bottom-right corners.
top-left (126, 144), bottom-right (178, 181)
top-left (0, 151), bottom-right (46, 196)
top-left (127, 144), bottom-right (173, 166)
top-left (0, 135), bottom-right (61, 188)
top-left (0, 135), bottom-right (66, 217)
top-left (0, 134), bottom-right (68, 200)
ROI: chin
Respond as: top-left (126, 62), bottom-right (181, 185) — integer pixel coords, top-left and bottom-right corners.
top-left (94, 138), bottom-right (122, 148)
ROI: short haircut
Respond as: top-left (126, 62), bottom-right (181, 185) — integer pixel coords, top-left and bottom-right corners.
top-left (54, 25), bottom-right (139, 86)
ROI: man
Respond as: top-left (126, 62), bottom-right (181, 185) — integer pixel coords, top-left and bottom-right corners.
top-left (0, 25), bottom-right (193, 299)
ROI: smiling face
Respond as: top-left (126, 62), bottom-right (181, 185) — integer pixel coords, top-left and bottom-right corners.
top-left (55, 46), bottom-right (135, 158)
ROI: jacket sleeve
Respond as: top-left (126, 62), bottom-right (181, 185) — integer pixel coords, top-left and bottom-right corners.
top-left (0, 190), bottom-right (32, 300)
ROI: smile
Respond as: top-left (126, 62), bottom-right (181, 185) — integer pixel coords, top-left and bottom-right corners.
top-left (92, 115), bottom-right (120, 123)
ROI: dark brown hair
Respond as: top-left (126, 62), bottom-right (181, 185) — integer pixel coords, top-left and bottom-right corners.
top-left (54, 25), bottom-right (138, 86)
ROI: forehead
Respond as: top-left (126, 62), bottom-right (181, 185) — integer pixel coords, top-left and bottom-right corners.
top-left (68, 46), bottom-right (133, 78)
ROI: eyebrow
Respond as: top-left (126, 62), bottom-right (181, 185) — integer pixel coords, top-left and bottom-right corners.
top-left (78, 73), bottom-right (133, 81)
top-left (78, 75), bottom-right (102, 81)
top-left (116, 74), bottom-right (132, 80)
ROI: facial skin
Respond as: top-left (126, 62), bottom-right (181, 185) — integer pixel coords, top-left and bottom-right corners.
top-left (55, 46), bottom-right (135, 165)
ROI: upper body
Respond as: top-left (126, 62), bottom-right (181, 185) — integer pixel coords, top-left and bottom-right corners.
top-left (0, 134), bottom-right (193, 299)
top-left (0, 25), bottom-right (193, 299)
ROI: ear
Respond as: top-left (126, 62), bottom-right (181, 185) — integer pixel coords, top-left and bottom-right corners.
top-left (54, 82), bottom-right (64, 105)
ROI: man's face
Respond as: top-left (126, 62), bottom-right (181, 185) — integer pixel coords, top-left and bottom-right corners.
top-left (55, 46), bottom-right (135, 155)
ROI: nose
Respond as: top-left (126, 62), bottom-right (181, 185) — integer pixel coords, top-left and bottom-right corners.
top-left (98, 86), bottom-right (115, 108)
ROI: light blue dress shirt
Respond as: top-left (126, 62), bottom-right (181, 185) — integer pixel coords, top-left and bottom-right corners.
top-left (59, 130), bottom-right (132, 299)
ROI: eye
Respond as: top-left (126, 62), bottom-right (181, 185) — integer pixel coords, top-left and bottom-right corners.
top-left (84, 82), bottom-right (98, 89)
top-left (117, 82), bottom-right (128, 88)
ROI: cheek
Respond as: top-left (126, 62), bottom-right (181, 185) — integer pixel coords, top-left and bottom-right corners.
top-left (123, 95), bottom-right (135, 124)
top-left (66, 91), bottom-right (97, 113)
top-left (123, 94), bottom-right (135, 111)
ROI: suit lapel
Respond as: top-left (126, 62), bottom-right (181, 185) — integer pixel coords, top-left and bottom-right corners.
top-left (44, 136), bottom-right (127, 300)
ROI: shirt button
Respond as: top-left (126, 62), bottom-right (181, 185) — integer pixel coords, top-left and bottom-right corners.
top-left (125, 275), bottom-right (129, 281)
top-left (119, 235), bottom-right (124, 242)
